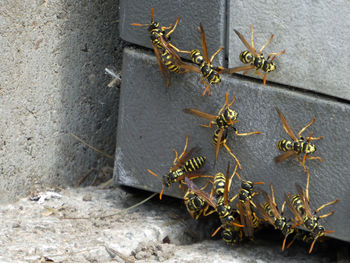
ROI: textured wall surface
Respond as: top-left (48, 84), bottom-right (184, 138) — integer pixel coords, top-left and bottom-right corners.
top-left (228, 0), bottom-right (350, 100)
top-left (0, 0), bottom-right (122, 202)
top-left (115, 48), bottom-right (350, 242)
top-left (120, 0), bottom-right (226, 67)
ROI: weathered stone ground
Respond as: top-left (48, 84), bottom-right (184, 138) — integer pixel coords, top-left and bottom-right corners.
top-left (1, 184), bottom-right (349, 263)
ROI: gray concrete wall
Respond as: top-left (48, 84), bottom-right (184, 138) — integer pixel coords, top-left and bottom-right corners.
top-left (0, 0), bottom-right (122, 202)
top-left (115, 0), bottom-right (350, 242)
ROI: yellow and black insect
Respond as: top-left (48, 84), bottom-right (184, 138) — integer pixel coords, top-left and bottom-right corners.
top-left (147, 135), bottom-right (207, 199)
top-left (211, 163), bottom-right (244, 241)
top-left (183, 179), bottom-right (216, 219)
top-left (184, 92), bottom-right (261, 168)
top-left (275, 107), bottom-right (323, 172)
top-left (131, 8), bottom-right (189, 89)
top-left (285, 183), bottom-right (339, 253)
top-left (171, 23), bottom-right (225, 96)
top-left (257, 183), bottom-right (295, 251)
top-left (225, 25), bottom-right (285, 85)
top-left (230, 171), bottom-right (264, 238)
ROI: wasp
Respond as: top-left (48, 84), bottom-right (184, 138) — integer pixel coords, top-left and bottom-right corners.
top-left (285, 183), bottom-right (339, 253)
top-left (211, 163), bottom-right (244, 242)
top-left (147, 135), bottom-right (208, 199)
top-left (131, 8), bottom-right (189, 89)
top-left (169, 23), bottom-right (225, 96)
top-left (184, 92), bottom-right (261, 168)
top-left (225, 25), bottom-right (285, 85)
top-left (257, 183), bottom-right (295, 251)
top-left (183, 179), bottom-right (216, 219)
top-left (230, 171), bottom-right (264, 238)
top-left (275, 107), bottom-right (323, 172)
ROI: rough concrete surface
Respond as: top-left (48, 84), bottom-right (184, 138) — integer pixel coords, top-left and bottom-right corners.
top-left (228, 0), bottom-right (350, 100)
top-left (0, 0), bottom-right (122, 202)
top-left (115, 48), bottom-right (350, 242)
top-left (119, 0), bottom-right (226, 66)
top-left (1, 186), bottom-right (348, 262)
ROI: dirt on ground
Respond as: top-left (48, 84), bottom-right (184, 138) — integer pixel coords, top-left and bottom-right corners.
top-left (0, 185), bottom-right (348, 263)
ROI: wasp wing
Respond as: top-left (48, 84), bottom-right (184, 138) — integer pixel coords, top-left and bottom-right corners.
top-left (275, 108), bottom-right (298, 141)
top-left (233, 29), bottom-right (259, 57)
top-left (183, 108), bottom-right (217, 121)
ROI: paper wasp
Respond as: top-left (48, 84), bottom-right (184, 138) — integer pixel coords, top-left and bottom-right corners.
top-left (168, 23), bottom-right (225, 96)
top-left (275, 108), bottom-right (323, 172)
top-left (130, 8), bottom-right (189, 89)
top-left (257, 183), bottom-right (295, 251)
top-left (183, 179), bottom-right (216, 219)
top-left (225, 25), bottom-right (285, 85)
top-left (211, 163), bottom-right (244, 241)
top-left (230, 170), bottom-right (264, 238)
top-left (147, 135), bottom-right (207, 199)
top-left (285, 183), bottom-right (339, 253)
top-left (184, 92), bottom-right (261, 168)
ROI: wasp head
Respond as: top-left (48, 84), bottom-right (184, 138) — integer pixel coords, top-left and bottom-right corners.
top-left (266, 62), bottom-right (276, 72)
top-left (305, 143), bottom-right (316, 154)
top-left (313, 225), bottom-right (325, 238)
top-left (241, 180), bottom-right (253, 192)
top-left (226, 109), bottom-right (238, 123)
top-left (148, 21), bottom-right (159, 32)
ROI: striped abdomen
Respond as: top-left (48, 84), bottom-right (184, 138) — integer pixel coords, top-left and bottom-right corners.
top-left (277, 140), bottom-right (308, 154)
top-left (185, 192), bottom-right (206, 214)
top-left (213, 172), bottom-right (225, 196)
top-left (239, 51), bottom-right (254, 64)
top-left (190, 49), bottom-right (204, 65)
top-left (290, 194), bottom-right (306, 217)
top-left (212, 128), bottom-right (228, 146)
top-left (222, 226), bottom-right (241, 244)
top-left (161, 50), bottom-right (181, 73)
top-left (182, 156), bottom-right (206, 173)
top-left (200, 63), bottom-right (221, 84)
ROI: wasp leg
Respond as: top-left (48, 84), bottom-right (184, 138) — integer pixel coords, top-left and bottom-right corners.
top-left (306, 155), bottom-right (323, 162)
top-left (168, 43), bottom-right (191, 54)
top-left (223, 143), bottom-right (242, 169)
top-left (308, 136), bottom-right (323, 141)
top-left (202, 205), bottom-right (216, 217)
top-left (173, 135), bottom-right (189, 165)
top-left (270, 183), bottom-right (277, 208)
top-left (298, 117), bottom-right (316, 137)
top-left (202, 77), bottom-right (211, 96)
top-left (250, 24), bottom-right (255, 51)
top-left (317, 211), bottom-right (335, 220)
top-left (249, 200), bottom-right (257, 208)
top-left (229, 193), bottom-right (238, 203)
top-left (296, 154), bottom-right (308, 172)
top-left (306, 170), bottom-right (310, 202)
top-left (267, 50), bottom-right (286, 62)
top-left (259, 34), bottom-right (274, 54)
top-left (200, 121), bottom-right (215, 128)
top-left (314, 199), bottom-right (339, 215)
top-left (234, 130), bottom-right (261, 136)
top-left (164, 17), bottom-right (179, 37)
top-left (209, 46), bottom-right (224, 64)
top-left (161, 24), bottom-right (173, 31)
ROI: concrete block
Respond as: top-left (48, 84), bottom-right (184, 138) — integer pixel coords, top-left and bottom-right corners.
top-left (0, 0), bottom-right (122, 202)
top-left (227, 0), bottom-right (350, 101)
top-left (115, 47), bottom-right (350, 242)
top-left (119, 0), bottom-right (226, 66)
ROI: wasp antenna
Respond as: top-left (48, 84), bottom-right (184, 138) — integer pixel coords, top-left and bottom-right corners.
top-left (147, 169), bottom-right (159, 177)
top-left (151, 8), bottom-right (154, 21)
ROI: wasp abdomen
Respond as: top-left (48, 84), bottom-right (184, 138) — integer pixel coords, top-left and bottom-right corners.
top-left (182, 156), bottom-right (206, 173)
top-left (277, 140), bottom-right (293, 152)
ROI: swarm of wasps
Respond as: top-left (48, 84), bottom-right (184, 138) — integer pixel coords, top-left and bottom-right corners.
top-left (132, 9), bottom-right (339, 254)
